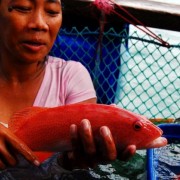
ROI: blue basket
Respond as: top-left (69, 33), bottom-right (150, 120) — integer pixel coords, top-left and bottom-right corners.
top-left (147, 124), bottom-right (180, 180)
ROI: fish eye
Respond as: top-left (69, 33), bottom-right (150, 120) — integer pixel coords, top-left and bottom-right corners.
top-left (133, 120), bottom-right (143, 131)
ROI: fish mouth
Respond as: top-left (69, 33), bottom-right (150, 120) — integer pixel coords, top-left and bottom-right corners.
top-left (144, 137), bottom-right (167, 149)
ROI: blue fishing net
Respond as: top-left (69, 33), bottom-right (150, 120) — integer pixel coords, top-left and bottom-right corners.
top-left (50, 26), bottom-right (127, 105)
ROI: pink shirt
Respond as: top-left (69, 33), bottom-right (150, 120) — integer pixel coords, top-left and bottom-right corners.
top-left (33, 56), bottom-right (96, 107)
top-left (0, 56), bottom-right (96, 128)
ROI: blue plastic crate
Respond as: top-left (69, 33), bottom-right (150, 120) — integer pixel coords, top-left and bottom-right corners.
top-left (147, 124), bottom-right (180, 180)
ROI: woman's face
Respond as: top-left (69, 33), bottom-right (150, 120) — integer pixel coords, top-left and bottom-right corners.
top-left (0, 0), bottom-right (62, 63)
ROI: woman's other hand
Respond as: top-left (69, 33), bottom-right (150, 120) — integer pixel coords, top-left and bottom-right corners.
top-left (0, 124), bottom-right (40, 169)
top-left (60, 119), bottom-right (136, 170)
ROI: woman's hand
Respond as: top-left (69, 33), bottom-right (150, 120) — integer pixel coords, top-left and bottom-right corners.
top-left (0, 124), bottom-right (40, 169)
top-left (60, 119), bottom-right (136, 170)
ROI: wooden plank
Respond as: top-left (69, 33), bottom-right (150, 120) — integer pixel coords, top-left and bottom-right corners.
top-left (116, 0), bottom-right (180, 15)
top-left (62, 0), bottom-right (180, 31)
top-left (115, 0), bottom-right (180, 31)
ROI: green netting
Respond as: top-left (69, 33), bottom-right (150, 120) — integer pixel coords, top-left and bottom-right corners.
top-left (50, 26), bottom-right (180, 120)
top-left (115, 27), bottom-right (180, 120)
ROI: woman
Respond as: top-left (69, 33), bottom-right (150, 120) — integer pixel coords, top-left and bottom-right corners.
top-left (0, 0), bottom-right (149, 178)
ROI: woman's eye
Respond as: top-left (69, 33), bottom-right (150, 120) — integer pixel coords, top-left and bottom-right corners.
top-left (47, 10), bottom-right (60, 16)
top-left (13, 6), bottom-right (31, 13)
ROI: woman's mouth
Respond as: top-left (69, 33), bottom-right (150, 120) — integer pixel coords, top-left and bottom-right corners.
top-left (22, 41), bottom-right (46, 52)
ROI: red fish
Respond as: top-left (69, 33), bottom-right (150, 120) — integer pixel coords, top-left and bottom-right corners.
top-left (9, 104), bottom-right (167, 162)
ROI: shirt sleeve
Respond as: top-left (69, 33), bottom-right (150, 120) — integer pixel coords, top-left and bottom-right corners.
top-left (64, 61), bottom-right (97, 104)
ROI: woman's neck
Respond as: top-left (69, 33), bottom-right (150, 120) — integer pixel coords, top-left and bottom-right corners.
top-left (0, 57), bottom-right (46, 84)
top-left (0, 58), bottom-right (47, 124)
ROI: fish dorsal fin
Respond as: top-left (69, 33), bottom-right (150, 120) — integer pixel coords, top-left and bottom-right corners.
top-left (9, 106), bottom-right (47, 133)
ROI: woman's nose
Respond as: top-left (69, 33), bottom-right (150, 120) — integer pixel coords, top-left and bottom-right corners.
top-left (27, 11), bottom-right (49, 31)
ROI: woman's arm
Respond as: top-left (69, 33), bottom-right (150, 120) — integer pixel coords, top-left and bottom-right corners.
top-left (75, 98), bottom-right (97, 104)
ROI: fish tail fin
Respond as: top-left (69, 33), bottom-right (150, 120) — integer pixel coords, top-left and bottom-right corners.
top-left (9, 106), bottom-right (47, 133)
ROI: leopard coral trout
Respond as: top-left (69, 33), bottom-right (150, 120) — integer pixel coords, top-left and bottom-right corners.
top-left (8, 104), bottom-right (167, 161)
